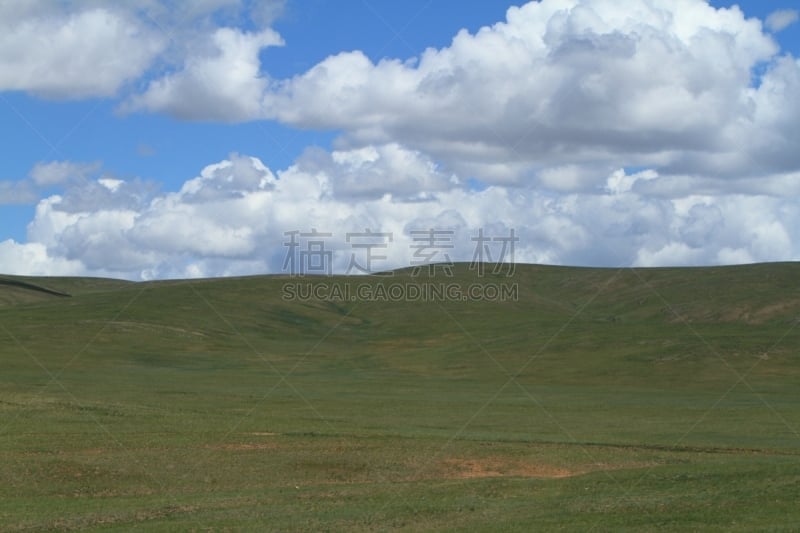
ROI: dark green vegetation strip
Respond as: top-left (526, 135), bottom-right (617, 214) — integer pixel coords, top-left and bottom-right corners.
top-left (1, 263), bottom-right (799, 531)
top-left (0, 277), bottom-right (71, 297)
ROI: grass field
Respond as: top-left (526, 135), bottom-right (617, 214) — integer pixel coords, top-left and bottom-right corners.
top-left (1, 263), bottom-right (799, 531)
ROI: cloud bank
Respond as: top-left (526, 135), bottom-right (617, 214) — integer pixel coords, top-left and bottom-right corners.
top-left (1, 0), bottom-right (799, 278)
top-left (114, 0), bottom-right (800, 191)
top-left (2, 150), bottom-right (797, 280)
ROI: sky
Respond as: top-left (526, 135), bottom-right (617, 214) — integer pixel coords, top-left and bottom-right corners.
top-left (1, 0), bottom-right (799, 280)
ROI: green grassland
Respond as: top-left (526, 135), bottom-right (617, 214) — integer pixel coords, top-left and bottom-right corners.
top-left (1, 263), bottom-right (799, 531)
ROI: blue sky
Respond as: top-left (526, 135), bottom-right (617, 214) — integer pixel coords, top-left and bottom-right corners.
top-left (1, 0), bottom-right (799, 279)
top-left (1, 1), bottom-right (520, 238)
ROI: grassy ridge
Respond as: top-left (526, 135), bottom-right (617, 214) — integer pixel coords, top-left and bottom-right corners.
top-left (1, 263), bottom-right (799, 530)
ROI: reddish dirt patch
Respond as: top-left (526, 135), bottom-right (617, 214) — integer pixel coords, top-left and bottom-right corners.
top-left (436, 457), bottom-right (574, 479)
top-left (205, 442), bottom-right (278, 451)
top-left (753, 299), bottom-right (800, 322)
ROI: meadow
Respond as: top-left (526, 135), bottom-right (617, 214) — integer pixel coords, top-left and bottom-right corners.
top-left (1, 263), bottom-right (799, 531)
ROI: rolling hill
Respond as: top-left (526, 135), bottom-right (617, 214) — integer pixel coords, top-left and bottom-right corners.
top-left (1, 263), bottom-right (799, 531)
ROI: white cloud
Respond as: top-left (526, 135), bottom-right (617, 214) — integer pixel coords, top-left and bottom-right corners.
top-left (5, 0), bottom-right (797, 195)
top-left (177, 153), bottom-right (277, 202)
top-left (0, 161), bottom-right (102, 206)
top-left (766, 9), bottom-right (799, 33)
top-left (539, 165), bottom-right (607, 192)
top-left (0, 0), bottom-right (285, 100)
top-left (256, 0), bottom-right (787, 188)
top-left (122, 0), bottom-right (284, 27)
top-left (121, 27), bottom-right (283, 121)
top-left (605, 168), bottom-right (658, 195)
top-left (0, 180), bottom-right (38, 205)
top-left (3, 151), bottom-right (798, 280)
top-left (0, 7), bottom-right (165, 98)
top-left (634, 242), bottom-right (703, 268)
top-left (2, 1), bottom-right (800, 278)
top-left (29, 161), bottom-right (101, 186)
top-left (299, 143), bottom-right (458, 200)
top-left (95, 0), bottom-right (798, 194)
top-left (0, 240), bottom-right (84, 276)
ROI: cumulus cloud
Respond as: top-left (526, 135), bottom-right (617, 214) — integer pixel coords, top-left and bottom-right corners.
top-left (121, 27), bottom-right (283, 121)
top-left (176, 153), bottom-right (277, 202)
top-left (256, 0), bottom-right (795, 189)
top-left (118, 0), bottom-right (800, 195)
top-left (0, 160), bottom-right (102, 206)
top-left (0, 240), bottom-right (85, 277)
top-left (0, 6), bottom-right (165, 98)
top-left (0, 0), bottom-right (284, 99)
top-left (3, 1), bottom-right (800, 279)
top-left (297, 144), bottom-right (458, 200)
top-left (2, 151), bottom-right (798, 280)
top-left (6, 0), bottom-right (798, 193)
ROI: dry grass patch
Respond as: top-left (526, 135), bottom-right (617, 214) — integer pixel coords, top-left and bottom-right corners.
top-left (204, 442), bottom-right (279, 451)
top-left (426, 456), bottom-right (657, 481)
top-left (435, 457), bottom-right (574, 479)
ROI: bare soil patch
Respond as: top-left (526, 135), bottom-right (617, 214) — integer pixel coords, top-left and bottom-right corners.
top-left (435, 457), bottom-right (574, 479)
top-left (430, 456), bottom-right (656, 480)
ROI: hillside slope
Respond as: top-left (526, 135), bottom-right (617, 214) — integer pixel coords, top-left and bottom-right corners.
top-left (1, 263), bottom-right (799, 531)
top-left (2, 262), bottom-right (800, 389)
